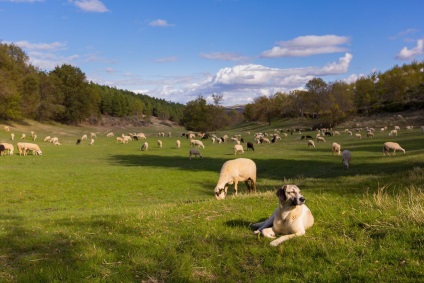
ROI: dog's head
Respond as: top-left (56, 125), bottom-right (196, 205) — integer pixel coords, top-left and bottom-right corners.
top-left (276, 185), bottom-right (305, 206)
top-left (214, 186), bottom-right (228, 200)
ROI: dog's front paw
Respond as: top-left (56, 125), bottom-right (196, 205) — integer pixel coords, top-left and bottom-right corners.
top-left (253, 230), bottom-right (260, 235)
top-left (261, 228), bottom-right (276, 239)
top-left (270, 239), bottom-right (281, 247)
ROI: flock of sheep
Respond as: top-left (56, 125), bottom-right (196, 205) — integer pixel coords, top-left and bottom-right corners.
top-left (0, 123), bottom-right (419, 200)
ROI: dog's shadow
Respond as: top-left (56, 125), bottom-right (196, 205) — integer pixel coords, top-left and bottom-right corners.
top-left (224, 219), bottom-right (267, 230)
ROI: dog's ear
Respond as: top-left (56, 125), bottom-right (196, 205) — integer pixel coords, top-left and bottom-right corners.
top-left (276, 185), bottom-right (287, 201)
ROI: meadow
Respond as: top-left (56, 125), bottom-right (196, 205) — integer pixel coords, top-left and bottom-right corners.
top-left (0, 120), bottom-right (423, 282)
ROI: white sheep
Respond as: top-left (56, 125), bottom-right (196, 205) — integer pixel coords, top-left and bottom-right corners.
top-left (0, 142), bottom-right (14, 155)
top-left (21, 133), bottom-right (26, 140)
top-left (388, 130), bottom-right (398, 136)
top-left (116, 137), bottom-right (125, 144)
top-left (137, 133), bottom-right (147, 139)
top-left (307, 140), bottom-right (315, 148)
top-left (394, 126), bottom-right (400, 131)
top-left (157, 140), bottom-right (162, 148)
top-left (49, 137), bottom-right (59, 144)
top-left (81, 134), bottom-right (88, 140)
top-left (10, 133), bottom-right (14, 140)
top-left (4, 126), bottom-right (10, 132)
top-left (33, 134), bottom-right (37, 141)
top-left (191, 139), bottom-right (205, 149)
top-left (19, 142), bottom-right (42, 156)
top-left (355, 133), bottom-right (362, 140)
top-left (341, 150), bottom-right (351, 169)
top-left (89, 138), bottom-right (94, 145)
top-left (214, 158), bottom-right (257, 200)
top-left (90, 133), bottom-right (97, 138)
top-left (189, 148), bottom-right (203, 159)
top-left (332, 142), bottom-right (341, 155)
top-left (140, 142), bottom-right (148, 151)
top-left (106, 132), bottom-right (114, 137)
top-left (317, 136), bottom-right (326, 142)
top-left (44, 136), bottom-right (51, 142)
top-left (234, 144), bottom-right (244, 155)
top-left (176, 140), bottom-right (181, 149)
top-left (366, 131), bottom-right (374, 138)
top-left (383, 142), bottom-right (405, 156)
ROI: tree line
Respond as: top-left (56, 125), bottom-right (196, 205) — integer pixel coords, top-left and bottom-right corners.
top-left (0, 42), bottom-right (185, 124)
top-left (243, 61), bottom-right (424, 126)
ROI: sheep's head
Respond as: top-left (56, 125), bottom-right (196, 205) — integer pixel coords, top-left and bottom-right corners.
top-left (36, 150), bottom-right (42, 155)
top-left (342, 159), bottom-right (349, 169)
top-left (214, 186), bottom-right (228, 200)
top-left (276, 185), bottom-right (305, 206)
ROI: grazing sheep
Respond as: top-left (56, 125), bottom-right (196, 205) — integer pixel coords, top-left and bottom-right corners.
top-left (346, 130), bottom-right (353, 136)
top-left (234, 144), bottom-right (244, 155)
top-left (341, 150), bottom-right (351, 169)
top-left (191, 139), bottom-right (205, 149)
top-left (333, 131), bottom-right (340, 136)
top-left (394, 126), bottom-right (400, 131)
top-left (106, 132), bottom-right (114, 137)
top-left (49, 137), bottom-right (59, 144)
top-left (308, 140), bottom-right (315, 148)
top-left (89, 138), bottom-right (94, 145)
top-left (214, 158), bottom-right (257, 200)
top-left (388, 130), bottom-right (398, 136)
top-left (332, 142), bottom-right (341, 155)
top-left (247, 142), bottom-right (255, 151)
top-left (317, 136), bottom-right (326, 142)
top-left (4, 126), bottom-right (10, 132)
top-left (189, 148), bottom-right (203, 159)
top-left (355, 133), bottom-right (362, 140)
top-left (33, 134), bottom-right (37, 141)
top-left (19, 142), bottom-right (42, 156)
top-left (90, 133), bottom-right (97, 138)
top-left (366, 131), bottom-right (374, 138)
top-left (116, 137), bottom-right (125, 144)
top-left (137, 133), bottom-right (147, 139)
top-left (157, 140), bottom-right (163, 148)
top-left (10, 133), bottom-right (14, 140)
top-left (44, 136), bottom-right (51, 142)
top-left (140, 142), bottom-right (148, 151)
top-left (76, 139), bottom-right (81, 145)
top-left (81, 134), bottom-right (88, 140)
top-left (21, 133), bottom-right (26, 140)
top-left (176, 140), bottom-right (181, 149)
top-left (0, 143), bottom-right (14, 155)
top-left (383, 142), bottom-right (405, 156)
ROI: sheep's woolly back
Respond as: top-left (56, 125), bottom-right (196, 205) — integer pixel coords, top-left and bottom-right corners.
top-left (341, 150), bottom-right (351, 168)
top-left (215, 158), bottom-right (257, 194)
top-left (383, 142), bottom-right (405, 154)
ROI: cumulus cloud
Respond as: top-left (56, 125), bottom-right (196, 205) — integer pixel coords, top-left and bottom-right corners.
top-left (261, 35), bottom-right (350, 58)
top-left (149, 19), bottom-right (174, 27)
top-left (200, 52), bottom-right (248, 61)
top-left (71, 0), bottom-right (109, 13)
top-left (143, 53), bottom-right (353, 105)
top-left (396, 39), bottom-right (424, 60)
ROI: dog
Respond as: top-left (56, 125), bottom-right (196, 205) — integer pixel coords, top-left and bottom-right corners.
top-left (252, 185), bottom-right (314, 246)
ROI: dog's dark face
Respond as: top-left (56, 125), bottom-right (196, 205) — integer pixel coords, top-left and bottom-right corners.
top-left (276, 185), bottom-right (305, 206)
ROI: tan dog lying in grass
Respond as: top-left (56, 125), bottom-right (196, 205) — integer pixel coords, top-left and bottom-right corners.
top-left (252, 185), bottom-right (314, 247)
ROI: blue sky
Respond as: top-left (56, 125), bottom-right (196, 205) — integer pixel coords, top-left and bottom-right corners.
top-left (1, 0), bottom-right (424, 106)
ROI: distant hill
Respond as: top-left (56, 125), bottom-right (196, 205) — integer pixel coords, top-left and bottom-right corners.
top-left (225, 105), bottom-right (245, 113)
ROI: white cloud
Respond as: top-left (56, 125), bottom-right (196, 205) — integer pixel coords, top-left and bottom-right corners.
top-left (200, 52), bottom-right (248, 61)
top-left (261, 35), bottom-right (350, 58)
top-left (13, 40), bottom-right (65, 50)
top-left (0, 0), bottom-right (44, 2)
top-left (148, 19), bottom-right (174, 27)
top-left (396, 39), bottom-right (424, 60)
top-left (71, 0), bottom-right (109, 13)
top-left (137, 53), bottom-right (353, 106)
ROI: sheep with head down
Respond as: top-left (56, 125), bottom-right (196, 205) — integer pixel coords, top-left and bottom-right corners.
top-left (342, 150), bottom-right (351, 169)
top-left (214, 158), bottom-right (257, 200)
top-left (383, 142), bottom-right (405, 156)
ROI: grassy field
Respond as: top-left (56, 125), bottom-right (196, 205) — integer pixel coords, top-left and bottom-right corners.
top-left (0, 120), bottom-right (423, 282)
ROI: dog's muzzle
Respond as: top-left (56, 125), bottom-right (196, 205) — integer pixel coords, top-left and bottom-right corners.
top-left (292, 197), bottom-right (305, 206)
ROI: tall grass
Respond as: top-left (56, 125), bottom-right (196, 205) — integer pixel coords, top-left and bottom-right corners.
top-left (0, 122), bottom-right (423, 282)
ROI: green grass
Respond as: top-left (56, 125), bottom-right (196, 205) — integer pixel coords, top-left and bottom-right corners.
top-left (0, 123), bottom-right (423, 282)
